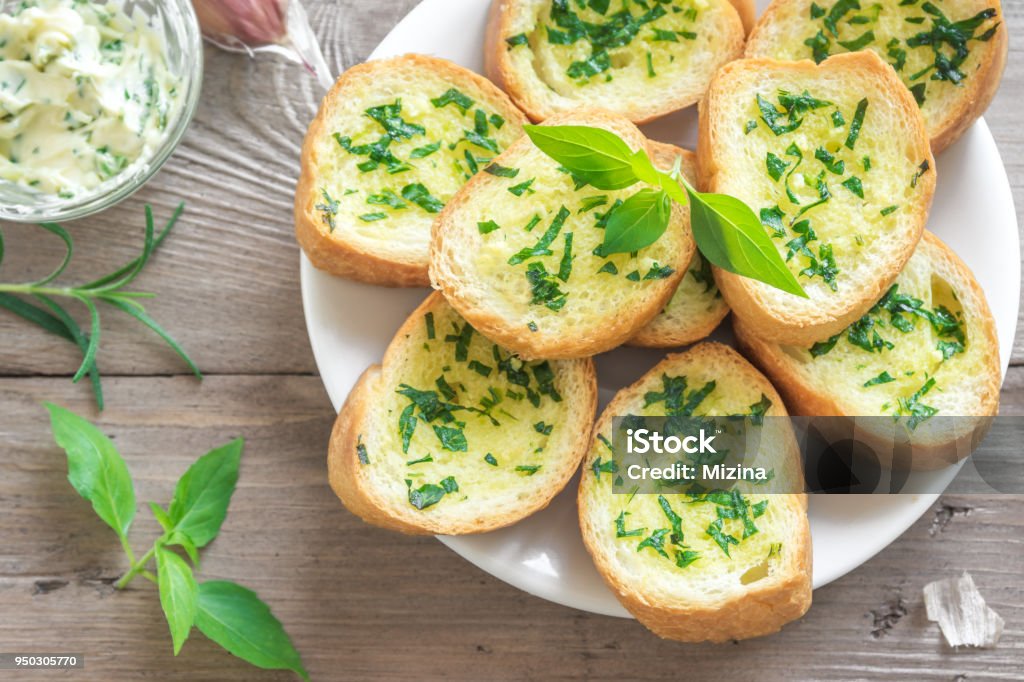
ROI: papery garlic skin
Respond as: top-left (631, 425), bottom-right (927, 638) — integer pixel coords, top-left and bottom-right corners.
top-left (194, 0), bottom-right (286, 48)
top-left (192, 0), bottom-right (332, 90)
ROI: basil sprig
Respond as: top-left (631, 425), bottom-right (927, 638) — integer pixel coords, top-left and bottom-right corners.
top-left (523, 125), bottom-right (808, 298)
top-left (46, 404), bottom-right (308, 680)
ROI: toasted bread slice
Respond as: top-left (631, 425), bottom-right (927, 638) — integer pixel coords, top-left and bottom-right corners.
top-left (430, 110), bottom-right (694, 360)
top-left (745, 0), bottom-right (1007, 153)
top-left (578, 343), bottom-right (812, 642)
top-left (296, 54), bottom-right (527, 287)
top-left (630, 142), bottom-right (730, 348)
top-left (328, 292), bottom-right (597, 535)
top-left (699, 52), bottom-right (935, 346)
top-left (484, 0), bottom-right (750, 124)
top-left (735, 231), bottom-right (1001, 460)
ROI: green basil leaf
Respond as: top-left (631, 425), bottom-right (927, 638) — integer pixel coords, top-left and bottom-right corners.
top-left (196, 581), bottom-right (308, 681)
top-left (629, 149), bottom-right (660, 185)
top-left (45, 403), bottom-right (135, 541)
top-left (167, 438), bottom-right (242, 548)
top-left (523, 124), bottom-right (639, 190)
top-left (165, 529), bottom-right (200, 566)
top-left (656, 171), bottom-right (689, 205)
top-left (149, 501), bottom-right (174, 532)
top-left (600, 189), bottom-right (671, 255)
top-left (157, 547), bottom-right (198, 655)
top-left (686, 190), bottom-right (808, 298)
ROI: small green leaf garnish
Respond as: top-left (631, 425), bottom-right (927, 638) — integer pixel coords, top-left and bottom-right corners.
top-left (515, 465), bottom-right (542, 476)
top-left (401, 183), bottom-right (445, 213)
top-left (844, 98), bottom-right (869, 150)
top-left (431, 88), bottom-right (474, 114)
top-left (508, 178), bottom-right (536, 196)
top-left (485, 163), bottom-right (520, 178)
top-left (478, 220), bottom-right (501, 234)
top-left (864, 371), bottom-right (896, 387)
top-left (615, 511), bottom-right (645, 538)
top-left (506, 33), bottom-right (528, 47)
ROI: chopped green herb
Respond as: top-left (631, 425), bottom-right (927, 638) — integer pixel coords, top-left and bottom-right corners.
top-left (508, 178), bottom-right (536, 196)
top-left (433, 425), bottom-right (468, 452)
top-left (814, 147), bottom-right (845, 175)
top-left (615, 511), bottom-right (645, 538)
top-left (358, 212), bottom-right (387, 222)
top-left (598, 261), bottom-right (618, 275)
top-left (478, 220), bottom-right (501, 234)
top-left (315, 189), bottom-right (339, 232)
top-left (410, 141), bottom-right (441, 158)
top-left (644, 263), bottom-right (675, 280)
top-left (431, 88), bottom-right (474, 113)
top-left (406, 454), bottom-right (434, 466)
top-left (842, 176), bottom-right (864, 198)
top-left (515, 465), bottom-right (541, 476)
top-left (526, 262), bottom-right (569, 311)
top-left (766, 152), bottom-right (789, 181)
top-left (484, 453), bottom-right (498, 466)
top-left (506, 33), bottom-right (528, 47)
top-left (881, 205), bottom-right (900, 216)
top-left (557, 232), bottom-right (574, 282)
top-left (637, 528), bottom-right (671, 558)
top-left (467, 360), bottom-right (492, 377)
top-left (579, 195), bottom-right (609, 213)
top-left (407, 480), bottom-right (446, 510)
top-left (367, 189), bottom-right (407, 209)
top-left (425, 312), bottom-right (436, 340)
top-left (864, 371), bottom-right (896, 387)
top-left (401, 183), bottom-right (445, 213)
top-left (844, 98), bottom-right (868, 150)
top-left (485, 163), bottom-right (520, 178)
top-left (534, 421), bottom-right (554, 436)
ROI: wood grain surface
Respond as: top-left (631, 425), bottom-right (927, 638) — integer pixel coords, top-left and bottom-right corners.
top-left (0, 1), bottom-right (1021, 680)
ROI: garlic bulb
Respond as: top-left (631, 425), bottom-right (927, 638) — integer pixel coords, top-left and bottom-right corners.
top-left (192, 0), bottom-right (332, 89)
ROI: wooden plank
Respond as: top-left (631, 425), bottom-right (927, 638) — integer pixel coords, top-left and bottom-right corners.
top-left (1, 375), bottom-right (1021, 680)
top-left (0, 0), bottom-right (1022, 379)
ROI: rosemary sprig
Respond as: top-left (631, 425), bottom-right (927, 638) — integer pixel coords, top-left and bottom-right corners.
top-left (0, 203), bottom-right (201, 409)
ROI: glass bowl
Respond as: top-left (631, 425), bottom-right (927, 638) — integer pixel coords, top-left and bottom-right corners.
top-left (0, 0), bottom-right (203, 223)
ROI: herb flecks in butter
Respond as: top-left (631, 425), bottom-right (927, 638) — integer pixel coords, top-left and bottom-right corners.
top-left (800, 0), bottom-right (999, 108)
top-left (541, 0), bottom-right (699, 84)
top-left (0, 0), bottom-right (181, 195)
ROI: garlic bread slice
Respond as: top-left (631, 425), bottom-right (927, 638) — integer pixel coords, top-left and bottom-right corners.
top-left (328, 292), bottom-right (597, 535)
top-left (296, 55), bottom-right (527, 287)
top-left (699, 51), bottom-right (935, 346)
top-left (484, 0), bottom-right (750, 123)
top-left (578, 343), bottom-right (812, 642)
top-left (736, 231), bottom-right (1000, 459)
top-left (746, 0), bottom-right (1007, 153)
top-left (431, 109), bottom-right (693, 360)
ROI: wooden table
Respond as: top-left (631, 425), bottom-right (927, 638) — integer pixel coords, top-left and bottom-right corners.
top-left (1, 1), bottom-right (1021, 679)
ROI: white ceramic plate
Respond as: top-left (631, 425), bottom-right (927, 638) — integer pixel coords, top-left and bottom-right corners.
top-left (301, 0), bottom-right (1020, 617)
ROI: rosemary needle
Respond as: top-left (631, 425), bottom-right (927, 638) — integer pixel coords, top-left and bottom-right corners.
top-left (0, 203), bottom-right (201, 409)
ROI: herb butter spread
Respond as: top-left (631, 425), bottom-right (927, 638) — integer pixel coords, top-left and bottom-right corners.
top-left (0, 0), bottom-right (179, 196)
top-left (742, 86), bottom-right (929, 294)
top-left (364, 302), bottom-right (572, 513)
top-left (506, 0), bottom-right (731, 95)
top-left (750, 0), bottom-right (1001, 134)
